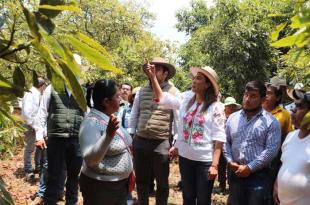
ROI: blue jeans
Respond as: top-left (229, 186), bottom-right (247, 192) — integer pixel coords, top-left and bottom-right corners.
top-left (179, 156), bottom-right (214, 205)
top-left (44, 137), bottom-right (82, 205)
top-left (23, 126), bottom-right (42, 173)
top-left (37, 149), bottom-right (66, 198)
top-left (228, 169), bottom-right (272, 205)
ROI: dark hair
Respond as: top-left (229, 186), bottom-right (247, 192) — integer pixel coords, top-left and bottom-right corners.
top-left (86, 79), bottom-right (118, 109)
top-left (34, 77), bottom-right (45, 88)
top-left (186, 75), bottom-right (217, 113)
top-left (245, 81), bottom-right (266, 97)
top-left (267, 84), bottom-right (283, 106)
top-left (120, 83), bottom-right (133, 91)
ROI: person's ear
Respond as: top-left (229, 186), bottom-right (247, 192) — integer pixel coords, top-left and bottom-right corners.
top-left (164, 70), bottom-right (169, 79)
top-left (102, 98), bottom-right (110, 107)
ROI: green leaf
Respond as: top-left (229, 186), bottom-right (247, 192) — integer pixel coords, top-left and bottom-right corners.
top-left (65, 35), bottom-right (122, 74)
top-left (46, 65), bottom-right (65, 92)
top-left (59, 60), bottom-right (87, 112)
top-left (34, 12), bottom-right (55, 35)
top-left (0, 108), bottom-right (15, 123)
top-left (0, 74), bottom-right (13, 89)
top-left (267, 13), bottom-right (287, 17)
top-left (21, 5), bottom-right (41, 40)
top-left (42, 31), bottom-right (81, 76)
top-left (32, 39), bottom-right (65, 81)
top-left (291, 15), bottom-right (302, 29)
top-left (74, 32), bottom-right (112, 60)
top-left (271, 35), bottom-right (297, 48)
top-left (37, 4), bottom-right (81, 12)
top-left (295, 32), bottom-right (310, 48)
top-left (0, 93), bottom-right (17, 103)
top-left (13, 67), bottom-right (25, 89)
top-left (271, 23), bottom-right (287, 41)
top-left (40, 31), bottom-right (65, 58)
top-left (60, 44), bottom-right (81, 76)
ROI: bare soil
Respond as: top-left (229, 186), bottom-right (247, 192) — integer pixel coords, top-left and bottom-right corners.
top-left (0, 147), bottom-right (228, 205)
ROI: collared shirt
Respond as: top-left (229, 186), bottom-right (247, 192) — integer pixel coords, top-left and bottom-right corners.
top-left (223, 109), bottom-right (281, 172)
top-left (22, 86), bottom-right (41, 128)
top-left (271, 106), bottom-right (293, 139)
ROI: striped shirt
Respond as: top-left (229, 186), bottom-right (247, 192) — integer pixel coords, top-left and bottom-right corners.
top-left (223, 109), bottom-right (281, 172)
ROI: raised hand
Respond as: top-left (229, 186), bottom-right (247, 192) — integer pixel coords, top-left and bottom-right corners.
top-left (143, 60), bottom-right (156, 79)
top-left (106, 114), bottom-right (119, 138)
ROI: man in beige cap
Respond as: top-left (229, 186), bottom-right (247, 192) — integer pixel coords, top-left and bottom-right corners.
top-left (129, 57), bottom-right (179, 205)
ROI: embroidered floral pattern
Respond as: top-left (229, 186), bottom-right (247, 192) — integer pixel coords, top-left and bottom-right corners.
top-left (182, 102), bottom-right (225, 146)
top-left (182, 103), bottom-right (205, 144)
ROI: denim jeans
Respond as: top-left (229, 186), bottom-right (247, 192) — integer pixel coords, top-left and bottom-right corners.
top-left (23, 126), bottom-right (41, 173)
top-left (37, 149), bottom-right (66, 198)
top-left (44, 137), bottom-right (82, 205)
top-left (228, 169), bottom-right (272, 205)
top-left (179, 156), bottom-right (214, 205)
top-left (133, 147), bottom-right (170, 205)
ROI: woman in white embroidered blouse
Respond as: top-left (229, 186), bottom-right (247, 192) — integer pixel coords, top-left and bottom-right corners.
top-left (145, 65), bottom-right (226, 205)
top-left (79, 79), bottom-right (133, 205)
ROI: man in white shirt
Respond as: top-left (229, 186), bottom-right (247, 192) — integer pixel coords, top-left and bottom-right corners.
top-left (274, 89), bottom-right (310, 205)
top-left (35, 55), bottom-right (85, 205)
top-left (22, 78), bottom-right (46, 180)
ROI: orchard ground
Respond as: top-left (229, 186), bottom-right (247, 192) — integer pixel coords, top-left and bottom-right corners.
top-left (0, 146), bottom-right (228, 205)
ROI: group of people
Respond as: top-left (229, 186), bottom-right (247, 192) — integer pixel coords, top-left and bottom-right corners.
top-left (20, 55), bottom-right (309, 205)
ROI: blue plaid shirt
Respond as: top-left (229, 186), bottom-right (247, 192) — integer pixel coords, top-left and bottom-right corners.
top-left (223, 109), bottom-right (281, 172)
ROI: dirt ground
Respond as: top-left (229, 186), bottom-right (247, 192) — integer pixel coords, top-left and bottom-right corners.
top-left (0, 147), bottom-right (228, 205)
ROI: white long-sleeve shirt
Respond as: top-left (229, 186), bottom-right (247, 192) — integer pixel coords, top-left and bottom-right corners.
top-left (22, 86), bottom-right (41, 129)
top-left (158, 90), bottom-right (226, 162)
top-left (34, 85), bottom-right (53, 140)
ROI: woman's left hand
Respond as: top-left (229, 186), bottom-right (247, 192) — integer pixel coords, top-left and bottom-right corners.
top-left (208, 165), bottom-right (218, 180)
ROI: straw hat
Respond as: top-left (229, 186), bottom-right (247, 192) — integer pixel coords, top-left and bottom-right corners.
top-left (190, 66), bottom-right (219, 95)
top-left (287, 83), bottom-right (306, 100)
top-left (143, 57), bottom-right (176, 80)
top-left (287, 89), bottom-right (310, 102)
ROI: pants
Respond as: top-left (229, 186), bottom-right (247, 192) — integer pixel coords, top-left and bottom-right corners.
top-left (179, 156), bottom-right (214, 205)
top-left (37, 149), bottom-right (66, 199)
top-left (44, 137), bottom-right (82, 205)
top-left (218, 152), bottom-right (227, 189)
top-left (228, 169), bottom-right (272, 205)
top-left (23, 126), bottom-right (41, 173)
top-left (80, 173), bottom-right (128, 205)
top-left (133, 148), bottom-right (169, 205)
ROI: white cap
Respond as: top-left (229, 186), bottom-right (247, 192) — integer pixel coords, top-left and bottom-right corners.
top-left (294, 83), bottom-right (304, 90)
